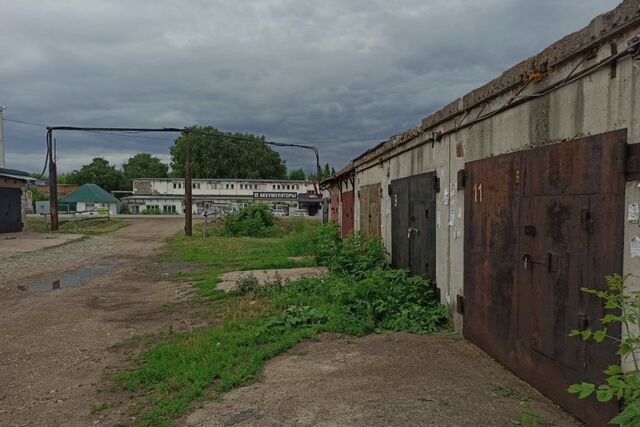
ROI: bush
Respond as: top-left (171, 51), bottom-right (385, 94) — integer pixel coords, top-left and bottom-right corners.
top-left (119, 203), bottom-right (131, 214)
top-left (318, 230), bottom-right (389, 280)
top-left (267, 230), bottom-right (448, 335)
top-left (223, 204), bottom-right (276, 237)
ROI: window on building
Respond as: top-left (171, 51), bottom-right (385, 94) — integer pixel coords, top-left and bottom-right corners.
top-left (272, 184), bottom-right (276, 190)
top-left (226, 184), bottom-right (229, 189)
top-left (231, 184), bottom-right (234, 189)
top-left (173, 182), bottom-right (177, 189)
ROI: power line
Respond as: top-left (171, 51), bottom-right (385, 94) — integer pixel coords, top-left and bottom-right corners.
top-left (3, 118), bottom-right (47, 127)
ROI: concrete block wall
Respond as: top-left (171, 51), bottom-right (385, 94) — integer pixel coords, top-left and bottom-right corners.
top-left (328, 1), bottom-right (640, 332)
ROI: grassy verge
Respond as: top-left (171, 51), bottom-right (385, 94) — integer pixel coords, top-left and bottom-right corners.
top-left (115, 219), bottom-right (447, 426)
top-left (165, 218), bottom-right (323, 298)
top-left (26, 216), bottom-right (127, 236)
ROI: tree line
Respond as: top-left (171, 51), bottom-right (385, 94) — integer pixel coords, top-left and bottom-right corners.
top-left (47, 126), bottom-right (335, 193)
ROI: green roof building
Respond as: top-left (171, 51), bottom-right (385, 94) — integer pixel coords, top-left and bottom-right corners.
top-left (61, 183), bottom-right (119, 215)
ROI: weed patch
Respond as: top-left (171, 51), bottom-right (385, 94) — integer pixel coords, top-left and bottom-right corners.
top-left (117, 224), bottom-right (447, 426)
top-left (26, 216), bottom-right (127, 236)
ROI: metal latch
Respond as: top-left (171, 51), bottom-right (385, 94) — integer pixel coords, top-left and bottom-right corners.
top-left (408, 227), bottom-right (419, 238)
top-left (581, 209), bottom-right (594, 234)
top-left (523, 253), bottom-right (558, 272)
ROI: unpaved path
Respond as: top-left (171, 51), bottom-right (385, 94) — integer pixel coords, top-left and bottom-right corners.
top-left (1, 219), bottom-right (582, 427)
top-left (0, 218), bottom-right (198, 427)
top-left (185, 333), bottom-right (581, 427)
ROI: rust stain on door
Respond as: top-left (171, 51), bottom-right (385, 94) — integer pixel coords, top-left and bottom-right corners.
top-left (463, 129), bottom-right (626, 426)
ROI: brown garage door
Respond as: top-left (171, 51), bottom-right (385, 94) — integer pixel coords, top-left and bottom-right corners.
top-left (330, 192), bottom-right (340, 223)
top-left (359, 183), bottom-right (381, 239)
top-left (463, 130), bottom-right (626, 426)
top-left (341, 190), bottom-right (354, 238)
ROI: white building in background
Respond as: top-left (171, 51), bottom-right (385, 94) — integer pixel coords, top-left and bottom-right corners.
top-left (123, 178), bottom-right (322, 215)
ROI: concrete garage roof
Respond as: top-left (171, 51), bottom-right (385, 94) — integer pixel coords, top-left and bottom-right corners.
top-left (0, 167), bottom-right (32, 182)
top-left (62, 183), bottom-right (118, 203)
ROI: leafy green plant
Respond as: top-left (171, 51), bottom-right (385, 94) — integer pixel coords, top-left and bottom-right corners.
top-left (318, 231), bottom-right (388, 280)
top-left (236, 275), bottom-right (260, 295)
top-left (511, 401), bottom-right (544, 426)
top-left (568, 274), bottom-right (640, 425)
top-left (223, 204), bottom-right (277, 237)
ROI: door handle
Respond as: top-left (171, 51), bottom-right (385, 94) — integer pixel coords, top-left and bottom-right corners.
top-left (522, 253), bottom-right (558, 272)
top-left (408, 227), bottom-right (419, 238)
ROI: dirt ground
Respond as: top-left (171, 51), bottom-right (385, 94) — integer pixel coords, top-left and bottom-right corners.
top-left (0, 218), bottom-right (581, 427)
top-left (184, 333), bottom-right (581, 427)
top-left (0, 218), bottom-right (200, 427)
top-left (0, 231), bottom-right (83, 260)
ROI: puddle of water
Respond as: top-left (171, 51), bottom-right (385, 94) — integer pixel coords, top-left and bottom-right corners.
top-left (23, 261), bottom-right (118, 293)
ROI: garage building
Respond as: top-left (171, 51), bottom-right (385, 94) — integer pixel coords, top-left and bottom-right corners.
top-left (322, 2), bottom-right (640, 425)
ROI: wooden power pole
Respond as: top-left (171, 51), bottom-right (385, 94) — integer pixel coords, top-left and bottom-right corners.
top-left (47, 130), bottom-right (59, 231)
top-left (184, 130), bottom-right (193, 236)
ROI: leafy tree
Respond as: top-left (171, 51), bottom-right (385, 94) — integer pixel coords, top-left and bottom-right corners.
top-left (288, 168), bottom-right (306, 181)
top-left (170, 126), bottom-right (287, 179)
top-left (309, 163), bottom-right (334, 181)
top-left (65, 157), bottom-right (124, 192)
top-left (122, 153), bottom-right (169, 189)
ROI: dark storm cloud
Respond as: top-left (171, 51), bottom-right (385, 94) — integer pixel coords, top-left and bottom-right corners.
top-left (0, 0), bottom-right (621, 174)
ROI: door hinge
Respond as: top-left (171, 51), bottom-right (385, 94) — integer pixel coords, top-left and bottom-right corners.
top-left (577, 313), bottom-right (589, 330)
top-left (434, 176), bottom-right (440, 193)
top-left (581, 209), bottom-right (594, 234)
top-left (456, 295), bottom-right (465, 315)
top-left (457, 169), bottom-right (466, 190)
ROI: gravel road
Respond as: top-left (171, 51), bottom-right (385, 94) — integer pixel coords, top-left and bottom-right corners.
top-left (0, 218), bottom-right (198, 427)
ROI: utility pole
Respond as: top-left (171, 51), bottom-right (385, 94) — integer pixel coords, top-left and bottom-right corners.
top-left (0, 106), bottom-right (6, 168)
top-left (47, 129), bottom-right (59, 231)
top-left (184, 130), bottom-right (193, 236)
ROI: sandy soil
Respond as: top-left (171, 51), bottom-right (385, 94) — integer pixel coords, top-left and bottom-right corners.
top-left (0, 218), bottom-right (199, 427)
top-left (184, 333), bottom-right (582, 427)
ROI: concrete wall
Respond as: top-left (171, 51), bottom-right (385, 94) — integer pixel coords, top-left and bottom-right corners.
top-left (327, 1), bottom-right (640, 332)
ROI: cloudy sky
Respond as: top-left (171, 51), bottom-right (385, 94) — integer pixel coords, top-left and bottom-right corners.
top-left (0, 0), bottom-right (621, 175)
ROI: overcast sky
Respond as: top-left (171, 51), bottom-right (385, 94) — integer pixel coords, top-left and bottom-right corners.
top-left (0, 0), bottom-right (621, 175)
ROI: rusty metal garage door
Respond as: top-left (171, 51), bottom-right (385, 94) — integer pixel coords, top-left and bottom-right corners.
top-left (330, 193), bottom-right (340, 223)
top-left (0, 187), bottom-right (23, 233)
top-left (359, 183), bottom-right (381, 239)
top-left (463, 130), bottom-right (626, 426)
top-left (391, 172), bottom-right (437, 280)
top-left (341, 190), bottom-right (354, 238)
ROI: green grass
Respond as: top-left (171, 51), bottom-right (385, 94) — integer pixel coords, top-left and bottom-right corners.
top-left (165, 218), bottom-right (322, 297)
top-left (26, 216), bottom-right (127, 236)
top-left (115, 219), bottom-right (447, 426)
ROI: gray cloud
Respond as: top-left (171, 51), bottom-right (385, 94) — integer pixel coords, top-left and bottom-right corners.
top-left (0, 0), bottom-right (621, 174)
